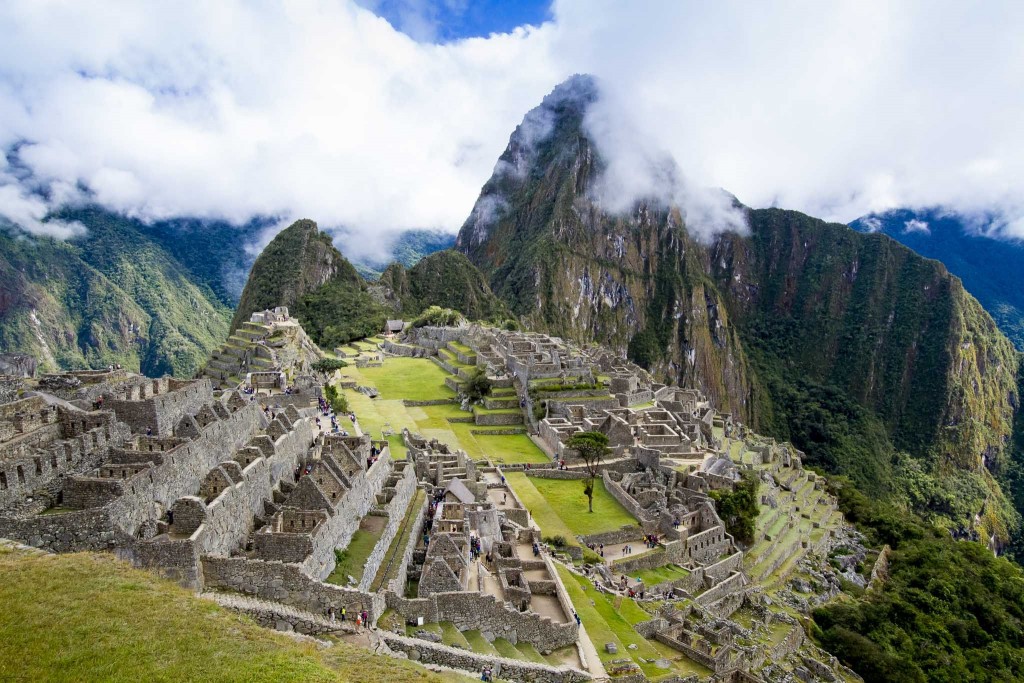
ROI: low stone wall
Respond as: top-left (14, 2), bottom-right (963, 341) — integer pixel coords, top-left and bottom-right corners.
top-left (380, 632), bottom-right (590, 683)
top-left (222, 600), bottom-right (340, 636)
top-left (402, 399), bottom-right (457, 407)
top-left (385, 590), bottom-right (578, 651)
top-left (610, 545), bottom-right (676, 574)
top-left (471, 428), bottom-right (526, 436)
top-left (579, 526), bottom-right (644, 547)
top-left (202, 556), bottom-right (384, 621)
top-left (526, 469), bottom-right (587, 480)
top-left (602, 471), bottom-right (658, 527)
top-left (387, 496), bottom-right (428, 594)
top-left (694, 571), bottom-right (746, 607)
top-left (474, 412), bottom-right (524, 426)
top-left (703, 551), bottom-right (744, 583)
top-left (383, 340), bottom-right (433, 358)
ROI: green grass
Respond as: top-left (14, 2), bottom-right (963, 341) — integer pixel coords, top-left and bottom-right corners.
top-left (513, 474), bottom-right (638, 536)
top-left (326, 519), bottom-right (386, 586)
top-left (555, 564), bottom-right (711, 679)
top-left (336, 357), bottom-right (547, 465)
top-left (371, 489), bottom-right (426, 591)
top-left (462, 630), bottom-right (499, 655)
top-left (0, 547), bottom-right (461, 683)
top-left (630, 564), bottom-right (691, 586)
top-left (492, 638), bottom-right (522, 659)
top-left (357, 357), bottom-right (455, 401)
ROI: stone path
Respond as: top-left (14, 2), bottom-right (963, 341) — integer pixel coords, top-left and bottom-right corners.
top-left (576, 623), bottom-right (609, 681)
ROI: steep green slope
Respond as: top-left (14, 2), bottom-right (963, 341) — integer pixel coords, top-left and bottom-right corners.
top-left (456, 75), bottom-right (1022, 542)
top-left (231, 219), bottom-right (364, 331)
top-left (378, 250), bottom-right (508, 321)
top-left (852, 209), bottom-right (1024, 350)
top-left (231, 219), bottom-right (388, 349)
top-left (0, 212), bottom-right (231, 378)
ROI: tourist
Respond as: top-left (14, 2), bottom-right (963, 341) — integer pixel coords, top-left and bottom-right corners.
top-left (362, 610), bottom-right (368, 625)
top-left (355, 613), bottom-right (362, 628)
top-left (573, 611), bottom-right (581, 626)
top-left (328, 607), bottom-right (335, 623)
top-left (341, 607), bottom-right (346, 621)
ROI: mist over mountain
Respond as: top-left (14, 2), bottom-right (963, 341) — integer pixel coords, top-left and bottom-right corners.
top-left (458, 76), bottom-right (1024, 548)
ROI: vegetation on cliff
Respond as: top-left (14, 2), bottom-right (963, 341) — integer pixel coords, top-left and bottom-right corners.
top-left (232, 219), bottom-right (364, 332)
top-left (852, 208), bottom-right (1024, 351)
top-left (0, 208), bottom-right (231, 378)
top-left (378, 250), bottom-right (508, 322)
top-left (455, 76), bottom-right (1024, 545)
top-left (812, 479), bottom-right (1024, 683)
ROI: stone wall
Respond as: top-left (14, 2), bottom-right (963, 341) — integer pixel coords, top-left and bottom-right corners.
top-left (388, 497), bottom-right (428, 594)
top-left (202, 556), bottom-right (384, 621)
top-left (385, 590), bottom-right (578, 651)
top-left (527, 469), bottom-right (588, 480)
top-left (694, 572), bottom-right (746, 607)
top-left (107, 379), bottom-right (212, 436)
top-left (473, 411), bottom-right (524, 427)
top-left (359, 464), bottom-right (417, 592)
top-left (578, 526), bottom-right (644, 547)
top-left (380, 632), bottom-right (590, 683)
top-left (303, 455), bottom-right (393, 580)
top-left (0, 411), bottom-right (129, 510)
top-left (602, 471), bottom-right (658, 527)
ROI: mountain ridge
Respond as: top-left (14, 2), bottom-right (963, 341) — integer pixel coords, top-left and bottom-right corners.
top-left (456, 76), bottom-right (1023, 544)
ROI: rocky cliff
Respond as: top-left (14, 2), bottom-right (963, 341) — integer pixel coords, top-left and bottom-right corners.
top-left (456, 75), bottom-right (1023, 541)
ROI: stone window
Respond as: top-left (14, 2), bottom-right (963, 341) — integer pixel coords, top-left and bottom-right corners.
top-left (16, 465), bottom-right (25, 484)
top-left (51, 455), bottom-right (58, 470)
top-left (34, 458), bottom-right (42, 475)
top-left (0, 472), bottom-right (6, 490)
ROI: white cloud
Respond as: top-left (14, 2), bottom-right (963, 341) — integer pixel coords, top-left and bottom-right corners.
top-left (860, 217), bottom-right (883, 233)
top-left (0, 0), bottom-right (1022, 251)
top-left (903, 219), bottom-right (930, 234)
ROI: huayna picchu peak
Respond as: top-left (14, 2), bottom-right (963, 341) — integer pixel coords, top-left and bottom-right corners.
top-left (3, 6), bottom-right (1024, 682)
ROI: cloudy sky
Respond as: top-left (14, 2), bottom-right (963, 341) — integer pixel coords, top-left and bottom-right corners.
top-left (1, 0), bottom-right (1022, 255)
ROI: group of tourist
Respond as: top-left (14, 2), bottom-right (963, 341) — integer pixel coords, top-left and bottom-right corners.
top-left (326, 606), bottom-right (370, 628)
top-left (617, 575), bottom-right (645, 599)
top-left (469, 534), bottom-right (483, 559)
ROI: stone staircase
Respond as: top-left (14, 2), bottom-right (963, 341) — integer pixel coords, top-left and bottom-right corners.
top-left (198, 322), bottom-right (279, 388)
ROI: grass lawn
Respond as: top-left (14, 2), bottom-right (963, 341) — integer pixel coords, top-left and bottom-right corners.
top-left (521, 475), bottom-right (637, 536)
top-left (356, 357), bottom-right (455, 401)
top-left (326, 516), bottom-right (387, 586)
top-left (555, 564), bottom-right (712, 680)
top-left (337, 357), bottom-right (547, 465)
top-left (630, 564), bottom-right (690, 586)
top-left (0, 547), bottom-right (460, 683)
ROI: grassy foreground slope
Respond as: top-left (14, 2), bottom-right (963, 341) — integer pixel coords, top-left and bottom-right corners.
top-left (0, 546), bottom-right (459, 683)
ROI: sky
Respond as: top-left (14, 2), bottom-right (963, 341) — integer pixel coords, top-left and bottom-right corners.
top-left (0, 0), bottom-right (1022, 258)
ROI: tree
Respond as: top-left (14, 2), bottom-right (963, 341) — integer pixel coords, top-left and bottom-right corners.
top-left (461, 367), bottom-right (492, 404)
top-left (566, 431), bottom-right (609, 513)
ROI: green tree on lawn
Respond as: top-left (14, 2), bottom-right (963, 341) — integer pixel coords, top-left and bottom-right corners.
top-left (566, 431), bottom-right (609, 513)
top-left (461, 367), bottom-right (492, 404)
